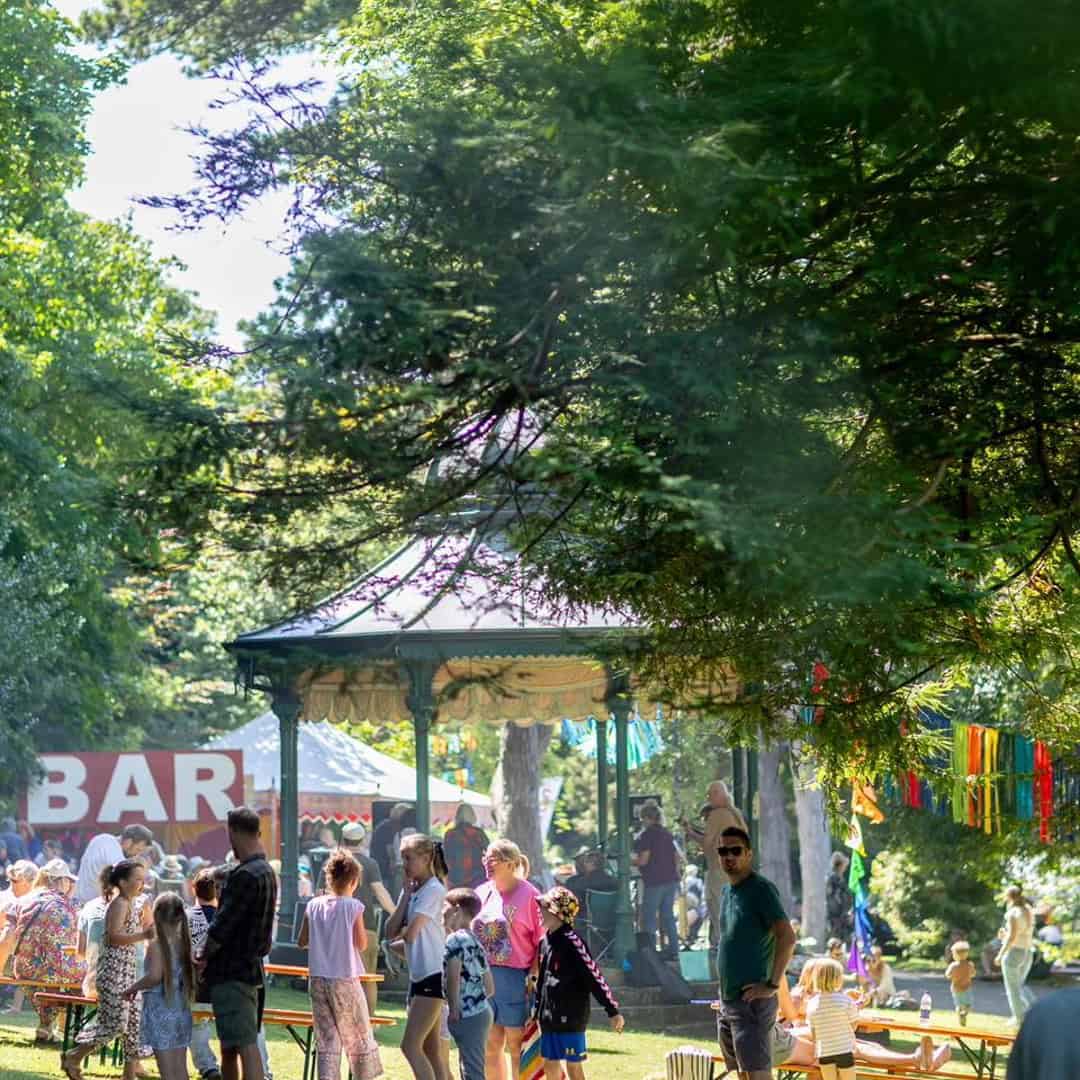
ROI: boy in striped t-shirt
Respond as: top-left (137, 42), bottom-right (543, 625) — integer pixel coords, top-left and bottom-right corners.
top-left (805, 959), bottom-right (857, 1080)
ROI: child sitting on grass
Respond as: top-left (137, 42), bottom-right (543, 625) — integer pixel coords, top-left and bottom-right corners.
top-left (866, 945), bottom-right (902, 1007)
top-left (945, 940), bottom-right (977, 1027)
top-left (533, 886), bottom-right (623, 1080)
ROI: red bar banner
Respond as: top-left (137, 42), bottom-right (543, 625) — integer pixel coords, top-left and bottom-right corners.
top-left (21, 751), bottom-right (244, 829)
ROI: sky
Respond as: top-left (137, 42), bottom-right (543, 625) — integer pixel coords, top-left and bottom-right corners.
top-left (53, 0), bottom-right (322, 347)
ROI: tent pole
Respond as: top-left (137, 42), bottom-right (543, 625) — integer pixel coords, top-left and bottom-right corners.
top-left (405, 660), bottom-right (437, 834)
top-left (596, 716), bottom-right (608, 851)
top-left (271, 686), bottom-right (301, 945)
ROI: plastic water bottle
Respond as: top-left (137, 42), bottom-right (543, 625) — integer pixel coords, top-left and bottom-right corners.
top-left (919, 991), bottom-right (932, 1027)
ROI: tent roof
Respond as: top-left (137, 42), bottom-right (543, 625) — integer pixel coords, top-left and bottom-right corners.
top-left (204, 711), bottom-right (491, 806)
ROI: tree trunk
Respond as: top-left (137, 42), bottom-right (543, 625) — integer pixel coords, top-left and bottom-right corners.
top-left (757, 741), bottom-right (795, 914)
top-left (790, 741), bottom-right (831, 947)
top-left (490, 721), bottom-right (553, 882)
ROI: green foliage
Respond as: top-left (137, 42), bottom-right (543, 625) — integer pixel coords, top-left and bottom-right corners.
top-left (81, 0), bottom-right (357, 68)
top-left (868, 809), bottom-right (1004, 959)
top-left (0, 0), bottom-right (230, 799)
top-left (102, 0), bottom-right (1080, 778)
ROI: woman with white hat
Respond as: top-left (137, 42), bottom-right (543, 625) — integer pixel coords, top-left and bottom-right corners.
top-left (0, 858), bottom-right (83, 1042)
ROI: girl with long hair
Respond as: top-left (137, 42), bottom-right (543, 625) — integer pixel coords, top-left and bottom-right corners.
top-left (62, 860), bottom-right (153, 1080)
top-left (298, 849), bottom-right (383, 1080)
top-left (386, 834), bottom-right (449, 1080)
top-left (121, 892), bottom-right (196, 1080)
top-left (474, 840), bottom-right (544, 1080)
top-left (995, 884), bottom-right (1036, 1027)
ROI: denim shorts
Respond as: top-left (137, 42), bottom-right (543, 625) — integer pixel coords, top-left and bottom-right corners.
top-left (490, 965), bottom-right (529, 1028)
top-left (951, 987), bottom-right (974, 1008)
top-left (718, 995), bottom-right (778, 1074)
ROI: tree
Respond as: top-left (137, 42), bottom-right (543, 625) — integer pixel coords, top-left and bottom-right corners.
top-left (757, 744), bottom-right (796, 915)
top-left (96, 0), bottom-right (1080, 777)
top-left (0, 0), bottom-right (216, 798)
top-left (490, 723), bottom-right (553, 879)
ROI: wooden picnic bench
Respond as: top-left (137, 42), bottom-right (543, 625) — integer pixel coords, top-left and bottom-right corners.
top-left (38, 993), bottom-right (395, 1080)
top-left (704, 1013), bottom-right (1014, 1080)
top-left (193, 1006), bottom-right (395, 1080)
top-left (772, 1063), bottom-right (982, 1080)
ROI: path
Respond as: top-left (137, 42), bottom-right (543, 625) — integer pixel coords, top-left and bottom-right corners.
top-left (893, 969), bottom-right (1076, 1017)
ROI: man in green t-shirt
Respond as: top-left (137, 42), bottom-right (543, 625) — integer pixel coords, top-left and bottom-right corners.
top-left (715, 826), bottom-right (796, 1080)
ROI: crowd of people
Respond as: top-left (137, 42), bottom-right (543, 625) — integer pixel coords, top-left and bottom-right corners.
top-left (0, 793), bottom-right (1072, 1080)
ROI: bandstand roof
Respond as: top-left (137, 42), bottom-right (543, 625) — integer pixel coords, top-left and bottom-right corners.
top-left (228, 527), bottom-right (657, 727)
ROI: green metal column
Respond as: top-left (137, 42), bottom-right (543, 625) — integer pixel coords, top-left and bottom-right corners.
top-left (731, 746), bottom-right (745, 819)
top-left (596, 716), bottom-right (608, 851)
top-left (271, 687), bottom-right (301, 944)
top-left (606, 671), bottom-right (635, 963)
top-left (405, 660), bottom-right (437, 835)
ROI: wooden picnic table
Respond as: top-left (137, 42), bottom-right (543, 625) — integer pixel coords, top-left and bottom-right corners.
top-left (264, 962), bottom-right (382, 982)
top-left (856, 1011), bottom-right (1014, 1079)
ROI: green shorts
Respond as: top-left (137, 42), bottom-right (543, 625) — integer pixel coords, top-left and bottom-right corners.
top-left (210, 980), bottom-right (264, 1049)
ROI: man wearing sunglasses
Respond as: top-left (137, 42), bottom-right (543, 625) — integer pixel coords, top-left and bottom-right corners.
top-left (715, 826), bottom-right (796, 1080)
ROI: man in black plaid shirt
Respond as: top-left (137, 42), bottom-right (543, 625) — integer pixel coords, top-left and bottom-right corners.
top-left (200, 807), bottom-right (277, 1080)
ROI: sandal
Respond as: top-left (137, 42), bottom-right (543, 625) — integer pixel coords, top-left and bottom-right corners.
top-left (60, 1051), bottom-right (84, 1080)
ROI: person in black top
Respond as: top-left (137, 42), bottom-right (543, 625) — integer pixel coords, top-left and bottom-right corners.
top-left (199, 808), bottom-right (277, 1080)
top-left (564, 850), bottom-right (617, 921)
top-left (370, 803), bottom-right (413, 898)
top-left (534, 886), bottom-right (623, 1079)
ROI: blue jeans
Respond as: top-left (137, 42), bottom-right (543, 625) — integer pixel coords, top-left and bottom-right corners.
top-left (642, 882), bottom-right (679, 956)
top-left (190, 1018), bottom-right (219, 1076)
top-left (1001, 946), bottom-right (1035, 1024)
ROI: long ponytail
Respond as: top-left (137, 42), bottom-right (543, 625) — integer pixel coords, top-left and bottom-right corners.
top-left (485, 839), bottom-right (529, 880)
top-left (402, 834), bottom-right (448, 883)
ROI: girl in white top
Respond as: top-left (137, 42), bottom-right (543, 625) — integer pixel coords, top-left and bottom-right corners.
top-left (805, 958), bottom-right (857, 1080)
top-left (386, 833), bottom-right (449, 1080)
top-left (298, 850), bottom-right (382, 1080)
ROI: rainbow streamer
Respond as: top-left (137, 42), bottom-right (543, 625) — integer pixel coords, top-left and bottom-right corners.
top-left (518, 1018), bottom-right (543, 1080)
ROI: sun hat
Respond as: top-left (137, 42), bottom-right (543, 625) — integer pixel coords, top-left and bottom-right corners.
top-left (535, 886), bottom-right (580, 926)
top-left (40, 857), bottom-right (77, 882)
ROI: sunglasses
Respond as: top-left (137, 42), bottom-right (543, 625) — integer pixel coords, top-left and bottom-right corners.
top-left (716, 845), bottom-right (745, 857)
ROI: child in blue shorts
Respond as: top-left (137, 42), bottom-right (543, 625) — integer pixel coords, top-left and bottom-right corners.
top-left (534, 887), bottom-right (624, 1080)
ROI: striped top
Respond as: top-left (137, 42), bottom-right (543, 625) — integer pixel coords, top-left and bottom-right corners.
top-left (806, 991), bottom-right (857, 1058)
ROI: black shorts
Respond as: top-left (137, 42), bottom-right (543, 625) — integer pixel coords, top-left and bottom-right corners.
top-left (820, 1052), bottom-right (855, 1068)
top-left (409, 972), bottom-right (445, 1000)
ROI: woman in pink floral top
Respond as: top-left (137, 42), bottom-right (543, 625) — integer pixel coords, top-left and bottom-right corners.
top-left (0, 858), bottom-right (83, 1042)
top-left (473, 840), bottom-right (544, 1080)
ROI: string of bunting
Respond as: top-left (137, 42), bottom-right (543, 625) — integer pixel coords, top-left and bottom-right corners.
top-left (807, 664), bottom-right (1068, 845)
top-left (431, 729), bottom-right (480, 787)
top-left (889, 712), bottom-right (1070, 844)
top-left (559, 713), bottom-right (664, 770)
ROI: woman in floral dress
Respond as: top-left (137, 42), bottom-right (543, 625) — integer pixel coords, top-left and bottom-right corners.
top-left (0, 858), bottom-right (83, 1042)
top-left (62, 860), bottom-right (153, 1080)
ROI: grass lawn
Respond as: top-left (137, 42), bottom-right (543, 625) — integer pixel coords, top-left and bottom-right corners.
top-left (0, 988), bottom-right (1015, 1080)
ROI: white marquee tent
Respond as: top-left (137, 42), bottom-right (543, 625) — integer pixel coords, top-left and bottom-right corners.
top-left (205, 711), bottom-right (493, 828)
